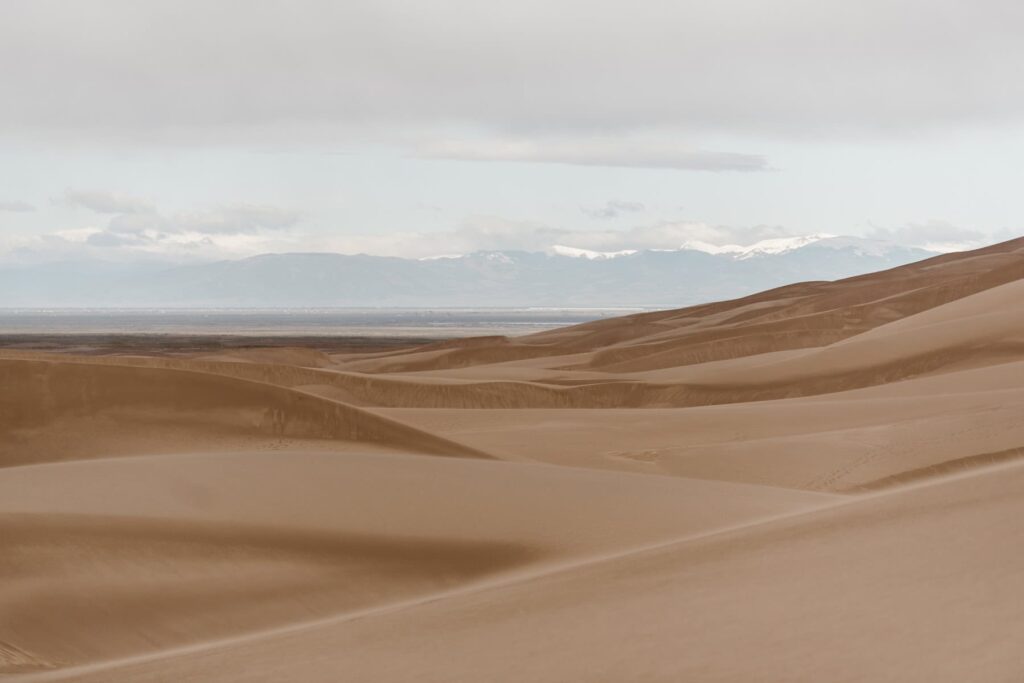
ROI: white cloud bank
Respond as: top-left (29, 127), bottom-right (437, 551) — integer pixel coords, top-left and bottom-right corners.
top-left (13, 199), bottom-right (1006, 264)
top-left (4, 190), bottom-right (305, 262)
top-left (303, 217), bottom-right (800, 260)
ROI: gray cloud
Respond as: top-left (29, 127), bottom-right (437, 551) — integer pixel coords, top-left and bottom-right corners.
top-left (68, 196), bottom-right (301, 251)
top-left (176, 205), bottom-right (301, 234)
top-left (70, 194), bottom-right (301, 240)
top-left (64, 189), bottom-right (154, 214)
top-left (3, 0), bottom-right (1024, 148)
top-left (105, 212), bottom-right (166, 235)
top-left (417, 139), bottom-right (768, 171)
top-left (0, 200), bottom-right (35, 212)
top-left (86, 230), bottom-right (152, 247)
top-left (8, 230), bottom-right (220, 262)
top-left (583, 200), bottom-right (646, 220)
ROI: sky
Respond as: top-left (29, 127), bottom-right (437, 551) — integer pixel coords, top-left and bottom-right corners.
top-left (1, 0), bottom-right (1023, 263)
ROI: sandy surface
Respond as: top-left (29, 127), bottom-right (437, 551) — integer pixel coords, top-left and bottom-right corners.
top-left (3, 237), bottom-right (1024, 680)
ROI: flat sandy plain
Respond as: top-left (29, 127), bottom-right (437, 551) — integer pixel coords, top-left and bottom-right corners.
top-left (3, 238), bottom-right (1024, 681)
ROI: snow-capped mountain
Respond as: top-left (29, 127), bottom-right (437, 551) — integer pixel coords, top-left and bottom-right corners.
top-left (678, 233), bottom-right (835, 258)
top-left (560, 233), bottom-right (903, 261)
top-left (0, 235), bottom-right (942, 307)
top-left (547, 233), bottom-right (917, 262)
top-left (551, 245), bottom-right (639, 260)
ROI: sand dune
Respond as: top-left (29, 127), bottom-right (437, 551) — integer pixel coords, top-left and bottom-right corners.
top-left (0, 358), bottom-right (488, 467)
top-left (0, 451), bottom-right (833, 671)
top-left (37, 458), bottom-right (1024, 683)
top-left (4, 237), bottom-right (1024, 680)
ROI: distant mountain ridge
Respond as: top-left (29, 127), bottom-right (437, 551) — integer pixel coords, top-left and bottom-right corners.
top-left (0, 235), bottom-right (939, 307)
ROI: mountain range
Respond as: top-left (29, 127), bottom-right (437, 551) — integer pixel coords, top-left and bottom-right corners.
top-left (0, 234), bottom-right (939, 307)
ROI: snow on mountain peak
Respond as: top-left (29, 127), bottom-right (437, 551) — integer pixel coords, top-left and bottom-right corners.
top-left (552, 245), bottom-right (639, 260)
top-left (736, 233), bottom-right (836, 257)
top-left (418, 253), bottom-right (464, 261)
top-left (676, 240), bottom-right (746, 256)
top-left (680, 233), bottom-right (837, 259)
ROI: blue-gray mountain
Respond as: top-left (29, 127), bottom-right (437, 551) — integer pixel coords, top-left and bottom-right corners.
top-left (0, 236), bottom-right (936, 307)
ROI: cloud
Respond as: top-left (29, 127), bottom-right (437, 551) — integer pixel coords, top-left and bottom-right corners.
top-left (2, 228), bottom-right (249, 265)
top-left (176, 205), bottom-right (301, 234)
top-left (866, 220), bottom-right (990, 252)
top-left (583, 200), bottom-right (646, 219)
top-left (3, 0), bottom-right (1024, 147)
top-left (50, 195), bottom-right (303, 255)
top-left (63, 189), bottom-right (154, 214)
top-left (86, 231), bottom-right (152, 247)
top-left (311, 216), bottom-right (795, 259)
top-left (0, 200), bottom-right (35, 212)
top-left (417, 138), bottom-right (768, 171)
top-left (104, 212), bottom-right (166, 235)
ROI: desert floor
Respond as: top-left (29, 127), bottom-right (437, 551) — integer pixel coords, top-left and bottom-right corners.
top-left (3, 238), bottom-right (1024, 681)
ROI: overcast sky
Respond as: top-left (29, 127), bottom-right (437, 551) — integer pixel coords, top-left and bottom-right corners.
top-left (1, 0), bottom-right (1022, 262)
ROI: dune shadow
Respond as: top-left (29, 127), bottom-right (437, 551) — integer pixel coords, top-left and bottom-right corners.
top-left (0, 513), bottom-right (539, 672)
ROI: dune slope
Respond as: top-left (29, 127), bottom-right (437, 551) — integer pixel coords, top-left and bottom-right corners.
top-left (0, 451), bottom-right (833, 672)
top-left (38, 457), bottom-right (1024, 683)
top-left (4, 237), bottom-right (1024, 680)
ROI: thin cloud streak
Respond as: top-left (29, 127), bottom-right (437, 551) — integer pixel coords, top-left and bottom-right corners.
top-left (416, 139), bottom-right (770, 172)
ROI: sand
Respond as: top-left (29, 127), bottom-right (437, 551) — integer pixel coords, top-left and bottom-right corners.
top-left (3, 237), bottom-right (1024, 681)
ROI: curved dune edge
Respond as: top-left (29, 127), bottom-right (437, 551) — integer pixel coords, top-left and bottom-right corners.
top-left (838, 444), bottom-right (1024, 492)
top-left (0, 357), bottom-right (492, 468)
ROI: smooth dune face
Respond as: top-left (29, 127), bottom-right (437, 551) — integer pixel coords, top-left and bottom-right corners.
top-left (3, 238), bottom-right (1024, 680)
